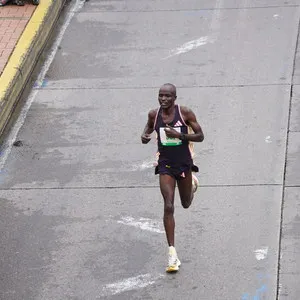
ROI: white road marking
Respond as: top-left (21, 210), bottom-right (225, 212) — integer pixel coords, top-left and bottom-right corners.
top-left (163, 36), bottom-right (212, 59)
top-left (131, 159), bottom-right (157, 171)
top-left (273, 14), bottom-right (279, 18)
top-left (162, 0), bottom-right (224, 59)
top-left (117, 216), bottom-right (164, 234)
top-left (255, 247), bottom-right (269, 260)
top-left (0, 0), bottom-right (86, 171)
top-left (265, 136), bottom-right (272, 143)
top-left (102, 273), bottom-right (164, 296)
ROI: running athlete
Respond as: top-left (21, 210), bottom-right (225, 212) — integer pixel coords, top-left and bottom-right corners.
top-left (141, 83), bottom-right (204, 273)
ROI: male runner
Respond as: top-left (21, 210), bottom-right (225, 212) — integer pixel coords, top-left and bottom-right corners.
top-left (141, 83), bottom-right (204, 272)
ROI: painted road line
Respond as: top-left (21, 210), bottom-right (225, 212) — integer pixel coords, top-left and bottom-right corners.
top-left (117, 216), bottom-right (164, 234)
top-left (265, 136), bottom-right (272, 143)
top-left (163, 36), bottom-right (212, 60)
top-left (131, 158), bottom-right (157, 171)
top-left (162, 0), bottom-right (224, 60)
top-left (102, 273), bottom-right (164, 296)
top-left (254, 247), bottom-right (269, 261)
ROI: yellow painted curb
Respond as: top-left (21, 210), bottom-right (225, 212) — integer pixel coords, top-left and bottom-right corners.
top-left (0, 0), bottom-right (65, 135)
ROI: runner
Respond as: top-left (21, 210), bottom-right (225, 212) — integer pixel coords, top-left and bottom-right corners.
top-left (141, 83), bottom-right (204, 272)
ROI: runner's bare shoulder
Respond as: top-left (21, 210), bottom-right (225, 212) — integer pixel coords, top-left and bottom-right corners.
top-left (148, 108), bottom-right (158, 121)
top-left (179, 105), bottom-right (193, 113)
top-left (179, 106), bottom-right (195, 122)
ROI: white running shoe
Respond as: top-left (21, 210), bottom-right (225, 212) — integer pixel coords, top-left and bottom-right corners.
top-left (192, 174), bottom-right (199, 193)
top-left (166, 246), bottom-right (181, 273)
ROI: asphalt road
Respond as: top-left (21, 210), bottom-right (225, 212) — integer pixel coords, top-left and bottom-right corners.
top-left (1, 0), bottom-right (300, 299)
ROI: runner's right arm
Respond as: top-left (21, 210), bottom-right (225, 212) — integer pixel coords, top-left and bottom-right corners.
top-left (141, 109), bottom-right (157, 144)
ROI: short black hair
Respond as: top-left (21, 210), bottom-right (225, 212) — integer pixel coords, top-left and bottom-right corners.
top-left (161, 83), bottom-right (177, 96)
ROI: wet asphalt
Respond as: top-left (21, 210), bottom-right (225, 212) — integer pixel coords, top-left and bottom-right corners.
top-left (1, 0), bottom-right (300, 299)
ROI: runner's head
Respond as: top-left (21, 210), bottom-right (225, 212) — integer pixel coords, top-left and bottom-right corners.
top-left (158, 83), bottom-right (177, 109)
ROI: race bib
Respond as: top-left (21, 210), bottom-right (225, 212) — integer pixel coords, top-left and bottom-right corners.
top-left (160, 127), bottom-right (182, 146)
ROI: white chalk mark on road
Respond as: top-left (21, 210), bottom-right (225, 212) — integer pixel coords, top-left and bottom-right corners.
top-left (117, 216), bottom-right (164, 234)
top-left (162, 0), bottom-right (223, 60)
top-left (131, 159), bottom-right (157, 171)
top-left (163, 36), bottom-right (212, 59)
top-left (0, 0), bottom-right (86, 171)
top-left (265, 136), bottom-right (272, 143)
top-left (102, 274), bottom-right (164, 296)
top-left (255, 247), bottom-right (269, 260)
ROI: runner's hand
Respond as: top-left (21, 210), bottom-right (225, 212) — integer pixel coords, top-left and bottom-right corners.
top-left (141, 133), bottom-right (151, 144)
top-left (164, 125), bottom-right (180, 138)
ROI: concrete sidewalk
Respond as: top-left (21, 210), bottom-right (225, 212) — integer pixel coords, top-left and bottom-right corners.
top-left (0, 0), bottom-right (66, 137)
top-left (0, 4), bottom-right (36, 74)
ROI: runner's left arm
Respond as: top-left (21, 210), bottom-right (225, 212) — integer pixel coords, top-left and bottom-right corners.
top-left (164, 107), bottom-right (204, 142)
top-left (184, 108), bottom-right (204, 142)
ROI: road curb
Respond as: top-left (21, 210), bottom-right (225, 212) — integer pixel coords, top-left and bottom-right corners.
top-left (0, 0), bottom-right (66, 136)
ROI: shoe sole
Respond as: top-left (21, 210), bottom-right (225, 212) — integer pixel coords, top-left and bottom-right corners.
top-left (166, 266), bottom-right (179, 273)
top-left (166, 260), bottom-right (181, 273)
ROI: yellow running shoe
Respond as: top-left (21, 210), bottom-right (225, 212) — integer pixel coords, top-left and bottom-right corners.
top-left (166, 246), bottom-right (181, 273)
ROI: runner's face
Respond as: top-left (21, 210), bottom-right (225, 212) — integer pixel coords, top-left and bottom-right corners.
top-left (158, 87), bottom-right (176, 109)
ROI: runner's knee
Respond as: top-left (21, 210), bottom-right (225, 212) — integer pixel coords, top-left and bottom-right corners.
top-left (164, 201), bottom-right (174, 215)
top-left (181, 195), bottom-right (192, 209)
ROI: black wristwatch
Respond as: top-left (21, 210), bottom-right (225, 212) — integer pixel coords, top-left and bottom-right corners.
top-left (179, 133), bottom-right (187, 141)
